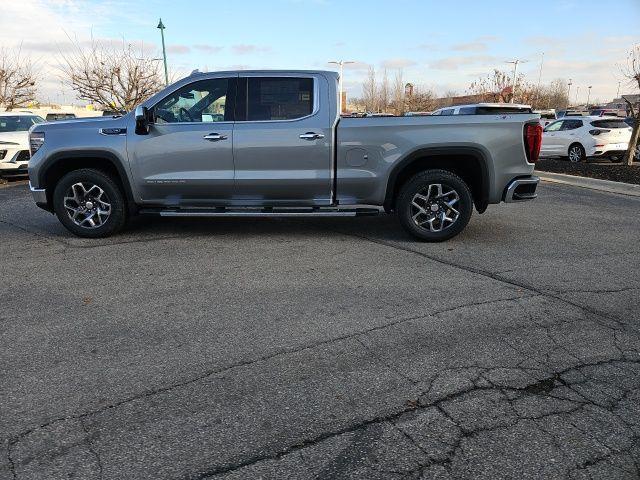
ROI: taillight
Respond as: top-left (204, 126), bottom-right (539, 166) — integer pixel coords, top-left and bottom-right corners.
top-left (589, 129), bottom-right (610, 136)
top-left (524, 123), bottom-right (542, 163)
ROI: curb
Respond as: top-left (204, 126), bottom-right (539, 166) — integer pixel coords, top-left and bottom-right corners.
top-left (536, 171), bottom-right (640, 198)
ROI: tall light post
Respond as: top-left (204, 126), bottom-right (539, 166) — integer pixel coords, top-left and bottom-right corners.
top-left (616, 81), bottom-right (621, 98)
top-left (586, 85), bottom-right (592, 109)
top-left (506, 59), bottom-right (527, 103)
top-left (328, 60), bottom-right (355, 113)
top-left (157, 18), bottom-right (169, 86)
top-left (567, 78), bottom-right (572, 108)
top-left (575, 86), bottom-right (580, 106)
top-left (535, 52), bottom-right (544, 106)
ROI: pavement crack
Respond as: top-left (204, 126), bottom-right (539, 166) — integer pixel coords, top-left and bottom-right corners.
top-left (5, 439), bottom-right (17, 480)
top-left (79, 417), bottom-right (103, 480)
top-left (334, 230), bottom-right (636, 333)
top-left (195, 357), bottom-right (635, 478)
top-left (6, 294), bottom-right (534, 451)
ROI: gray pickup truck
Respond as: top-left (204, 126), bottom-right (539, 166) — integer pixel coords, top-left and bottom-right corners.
top-left (28, 70), bottom-right (542, 241)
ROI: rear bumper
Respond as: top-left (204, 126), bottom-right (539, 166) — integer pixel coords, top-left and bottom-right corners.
top-left (504, 176), bottom-right (539, 202)
top-left (29, 181), bottom-right (50, 210)
top-left (589, 142), bottom-right (629, 157)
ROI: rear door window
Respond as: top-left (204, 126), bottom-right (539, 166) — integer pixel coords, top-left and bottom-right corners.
top-left (238, 77), bottom-right (314, 121)
top-left (590, 119), bottom-right (630, 129)
top-left (561, 120), bottom-right (583, 130)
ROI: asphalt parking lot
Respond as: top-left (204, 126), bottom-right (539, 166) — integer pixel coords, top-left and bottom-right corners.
top-left (1, 180), bottom-right (640, 480)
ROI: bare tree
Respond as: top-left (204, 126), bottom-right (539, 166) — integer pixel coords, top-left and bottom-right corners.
top-left (362, 66), bottom-right (378, 113)
top-left (538, 78), bottom-right (569, 110)
top-left (0, 47), bottom-right (37, 110)
top-left (392, 70), bottom-right (405, 115)
top-left (60, 38), bottom-right (164, 112)
top-left (380, 69), bottom-right (390, 113)
top-left (469, 69), bottom-right (531, 103)
top-left (621, 45), bottom-right (640, 166)
top-left (405, 86), bottom-right (437, 112)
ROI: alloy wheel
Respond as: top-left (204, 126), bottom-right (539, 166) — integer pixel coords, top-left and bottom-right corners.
top-left (63, 182), bottom-right (112, 228)
top-left (569, 146), bottom-right (583, 163)
top-left (410, 183), bottom-right (460, 232)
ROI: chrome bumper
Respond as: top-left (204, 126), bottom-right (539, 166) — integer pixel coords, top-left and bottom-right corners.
top-left (504, 176), bottom-right (539, 203)
top-left (29, 181), bottom-right (47, 204)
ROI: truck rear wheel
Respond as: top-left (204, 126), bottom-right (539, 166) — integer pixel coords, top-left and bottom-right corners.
top-left (396, 169), bottom-right (473, 242)
top-left (52, 168), bottom-right (127, 238)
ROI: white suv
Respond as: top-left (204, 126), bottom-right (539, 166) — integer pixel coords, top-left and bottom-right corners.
top-left (541, 116), bottom-right (632, 162)
top-left (0, 112), bottom-right (44, 175)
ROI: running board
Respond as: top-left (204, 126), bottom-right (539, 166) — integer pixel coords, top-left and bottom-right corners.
top-left (139, 207), bottom-right (382, 218)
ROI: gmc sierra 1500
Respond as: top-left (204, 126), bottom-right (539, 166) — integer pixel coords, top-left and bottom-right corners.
top-left (27, 70), bottom-right (542, 241)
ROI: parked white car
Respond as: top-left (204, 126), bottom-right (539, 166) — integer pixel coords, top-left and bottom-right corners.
top-left (0, 112), bottom-right (44, 174)
top-left (540, 116), bottom-right (632, 162)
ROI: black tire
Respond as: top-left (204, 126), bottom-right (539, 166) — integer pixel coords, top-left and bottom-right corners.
top-left (396, 169), bottom-right (473, 242)
top-left (52, 168), bottom-right (127, 238)
top-left (567, 143), bottom-right (586, 163)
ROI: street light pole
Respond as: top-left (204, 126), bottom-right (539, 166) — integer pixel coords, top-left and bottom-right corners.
top-left (506, 59), bottom-right (527, 103)
top-left (586, 85), bottom-right (592, 109)
top-left (567, 78), bottom-right (572, 108)
top-left (575, 86), bottom-right (580, 106)
top-left (616, 81), bottom-right (621, 98)
top-left (328, 60), bottom-right (355, 113)
top-left (535, 52), bottom-right (544, 106)
top-left (157, 18), bottom-right (169, 86)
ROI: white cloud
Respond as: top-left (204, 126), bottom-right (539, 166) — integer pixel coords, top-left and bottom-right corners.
top-left (381, 58), bottom-right (417, 69)
top-left (231, 44), bottom-right (272, 55)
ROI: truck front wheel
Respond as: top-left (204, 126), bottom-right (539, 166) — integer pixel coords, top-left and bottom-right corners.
top-left (52, 168), bottom-right (127, 238)
top-left (396, 169), bottom-right (473, 242)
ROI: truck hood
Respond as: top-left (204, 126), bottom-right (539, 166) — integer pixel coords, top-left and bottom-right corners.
top-left (33, 114), bottom-right (130, 133)
top-left (0, 131), bottom-right (29, 148)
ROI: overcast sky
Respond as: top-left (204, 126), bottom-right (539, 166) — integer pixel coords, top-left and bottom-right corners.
top-left (2, 0), bottom-right (639, 105)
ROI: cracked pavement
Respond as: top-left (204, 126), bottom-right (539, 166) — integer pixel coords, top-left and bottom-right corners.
top-left (1, 181), bottom-right (639, 479)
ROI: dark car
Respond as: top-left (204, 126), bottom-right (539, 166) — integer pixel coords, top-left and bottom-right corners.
top-left (45, 113), bottom-right (77, 121)
top-left (101, 110), bottom-right (125, 117)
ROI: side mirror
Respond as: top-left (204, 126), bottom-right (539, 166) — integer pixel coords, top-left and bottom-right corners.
top-left (135, 106), bottom-right (150, 135)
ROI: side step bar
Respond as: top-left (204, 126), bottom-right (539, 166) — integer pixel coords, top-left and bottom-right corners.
top-left (139, 207), bottom-right (383, 218)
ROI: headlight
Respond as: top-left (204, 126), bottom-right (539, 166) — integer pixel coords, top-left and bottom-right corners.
top-left (29, 132), bottom-right (45, 156)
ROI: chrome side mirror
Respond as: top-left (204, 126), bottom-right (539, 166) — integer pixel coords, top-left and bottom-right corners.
top-left (135, 106), bottom-right (150, 135)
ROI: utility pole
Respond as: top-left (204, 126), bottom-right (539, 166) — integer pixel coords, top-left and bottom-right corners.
top-left (567, 78), bottom-right (572, 108)
top-left (586, 85), bottom-right (592, 109)
top-left (535, 52), bottom-right (544, 106)
top-left (157, 18), bottom-right (169, 86)
top-left (328, 60), bottom-right (355, 113)
top-left (506, 59), bottom-right (527, 103)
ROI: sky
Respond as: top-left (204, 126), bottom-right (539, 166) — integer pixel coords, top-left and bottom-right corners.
top-left (1, 0), bottom-right (639, 105)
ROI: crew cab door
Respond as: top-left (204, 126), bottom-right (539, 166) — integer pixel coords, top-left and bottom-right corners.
top-left (127, 74), bottom-right (236, 205)
top-left (232, 74), bottom-right (333, 205)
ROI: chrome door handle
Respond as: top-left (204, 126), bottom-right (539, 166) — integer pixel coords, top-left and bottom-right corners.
top-left (299, 132), bottom-right (325, 140)
top-left (203, 133), bottom-right (228, 141)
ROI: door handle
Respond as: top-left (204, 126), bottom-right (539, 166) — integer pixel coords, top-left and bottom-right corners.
top-left (203, 133), bottom-right (228, 141)
top-left (299, 132), bottom-right (325, 140)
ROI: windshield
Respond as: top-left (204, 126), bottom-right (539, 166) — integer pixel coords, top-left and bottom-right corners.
top-left (0, 115), bottom-right (45, 133)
